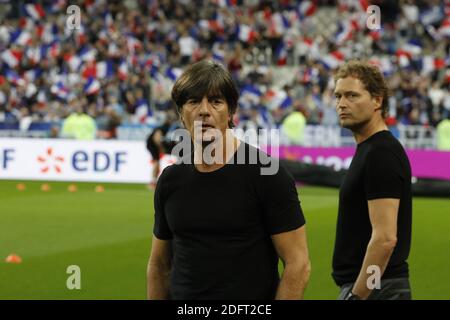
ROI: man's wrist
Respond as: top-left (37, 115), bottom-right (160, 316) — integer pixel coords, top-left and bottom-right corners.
top-left (345, 290), bottom-right (362, 300)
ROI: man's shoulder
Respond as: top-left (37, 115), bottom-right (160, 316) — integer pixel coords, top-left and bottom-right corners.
top-left (159, 161), bottom-right (191, 181)
top-left (239, 142), bottom-right (277, 167)
top-left (366, 131), bottom-right (405, 154)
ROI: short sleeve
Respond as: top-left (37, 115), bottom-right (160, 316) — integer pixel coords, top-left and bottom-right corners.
top-left (153, 171), bottom-right (173, 240)
top-left (258, 161), bottom-right (305, 235)
top-left (364, 148), bottom-right (404, 200)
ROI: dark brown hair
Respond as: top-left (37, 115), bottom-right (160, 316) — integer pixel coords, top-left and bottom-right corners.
top-left (171, 60), bottom-right (239, 128)
top-left (335, 60), bottom-right (390, 118)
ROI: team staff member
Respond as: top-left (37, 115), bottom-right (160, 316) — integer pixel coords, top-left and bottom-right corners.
top-left (147, 60), bottom-right (311, 300)
top-left (332, 60), bottom-right (412, 300)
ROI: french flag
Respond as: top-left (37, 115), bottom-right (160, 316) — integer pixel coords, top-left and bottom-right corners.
top-left (37, 89), bottom-right (47, 106)
top-left (369, 57), bottom-right (393, 76)
top-left (297, 0), bottom-right (317, 19)
top-left (118, 60), bottom-right (128, 80)
top-left (279, 95), bottom-right (293, 110)
top-left (240, 84), bottom-right (262, 104)
top-left (5, 70), bottom-right (25, 86)
top-left (66, 54), bottom-right (83, 72)
top-left (24, 4), bottom-right (45, 21)
top-left (11, 30), bottom-right (32, 46)
top-left (321, 51), bottom-right (345, 69)
top-left (335, 20), bottom-right (356, 45)
top-left (135, 100), bottom-right (151, 123)
top-left (216, 0), bottom-right (236, 7)
top-left (402, 40), bottom-right (423, 57)
top-left (82, 61), bottom-right (97, 79)
top-left (264, 88), bottom-right (290, 111)
top-left (96, 61), bottom-right (114, 78)
top-left (439, 17), bottom-right (450, 38)
top-left (48, 41), bottom-right (60, 58)
top-left (83, 77), bottom-right (101, 95)
top-left (271, 12), bottom-right (290, 35)
top-left (24, 68), bottom-right (42, 82)
top-left (43, 23), bottom-right (59, 43)
top-left (199, 19), bottom-right (224, 34)
top-left (395, 50), bottom-right (411, 68)
top-left (19, 16), bottom-right (35, 30)
top-left (51, 0), bottom-right (66, 13)
top-left (150, 64), bottom-right (160, 78)
top-left (26, 46), bottom-right (45, 65)
top-left (212, 44), bottom-right (225, 63)
top-left (79, 46), bottom-right (97, 62)
top-left (103, 11), bottom-right (114, 27)
top-left (358, 0), bottom-right (370, 11)
top-left (51, 81), bottom-right (70, 100)
top-left (127, 36), bottom-right (142, 53)
top-left (421, 56), bottom-right (446, 74)
top-left (275, 42), bottom-right (288, 66)
top-left (165, 67), bottom-right (183, 82)
top-left (75, 24), bottom-right (88, 46)
top-left (98, 29), bottom-right (109, 43)
top-left (420, 6), bottom-right (444, 26)
top-left (1, 49), bottom-right (22, 68)
top-left (236, 24), bottom-right (257, 43)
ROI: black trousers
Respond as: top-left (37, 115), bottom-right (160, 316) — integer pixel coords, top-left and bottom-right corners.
top-left (338, 278), bottom-right (412, 300)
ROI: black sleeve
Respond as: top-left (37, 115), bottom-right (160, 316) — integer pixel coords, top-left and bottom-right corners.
top-left (153, 170), bottom-right (173, 240)
top-left (364, 147), bottom-right (403, 200)
top-left (258, 161), bottom-right (306, 235)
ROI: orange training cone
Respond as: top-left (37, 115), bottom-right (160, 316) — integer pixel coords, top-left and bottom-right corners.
top-left (5, 254), bottom-right (22, 264)
top-left (95, 185), bottom-right (104, 193)
top-left (41, 183), bottom-right (51, 192)
top-left (16, 183), bottom-right (26, 191)
top-left (68, 184), bottom-right (77, 192)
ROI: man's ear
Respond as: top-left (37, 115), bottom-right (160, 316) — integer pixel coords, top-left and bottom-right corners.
top-left (178, 111), bottom-right (184, 127)
top-left (373, 96), bottom-right (383, 111)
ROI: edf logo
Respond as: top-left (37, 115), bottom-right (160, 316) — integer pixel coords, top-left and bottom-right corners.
top-left (1, 149), bottom-right (15, 169)
top-left (72, 151), bottom-right (127, 172)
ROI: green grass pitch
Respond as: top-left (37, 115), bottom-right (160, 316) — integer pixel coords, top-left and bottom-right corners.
top-left (0, 180), bottom-right (449, 299)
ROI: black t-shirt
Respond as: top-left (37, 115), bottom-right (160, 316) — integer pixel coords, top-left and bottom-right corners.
top-left (153, 142), bottom-right (305, 299)
top-left (332, 130), bottom-right (412, 286)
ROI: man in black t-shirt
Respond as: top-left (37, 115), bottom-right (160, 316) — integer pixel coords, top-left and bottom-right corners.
top-left (332, 60), bottom-right (412, 300)
top-left (147, 60), bottom-right (311, 300)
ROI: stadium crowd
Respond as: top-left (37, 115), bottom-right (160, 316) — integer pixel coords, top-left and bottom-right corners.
top-left (0, 0), bottom-right (449, 140)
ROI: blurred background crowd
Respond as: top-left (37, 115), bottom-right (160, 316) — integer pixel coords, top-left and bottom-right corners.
top-left (0, 0), bottom-right (449, 144)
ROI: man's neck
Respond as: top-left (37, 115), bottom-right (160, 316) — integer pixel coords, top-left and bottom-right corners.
top-left (353, 117), bottom-right (388, 144)
top-left (194, 134), bottom-right (240, 172)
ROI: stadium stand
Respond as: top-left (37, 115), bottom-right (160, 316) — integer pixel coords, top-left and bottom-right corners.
top-left (0, 0), bottom-right (449, 148)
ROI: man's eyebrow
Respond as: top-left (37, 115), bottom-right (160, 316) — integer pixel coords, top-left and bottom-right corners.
top-left (207, 95), bottom-right (225, 100)
top-left (334, 90), bottom-right (359, 95)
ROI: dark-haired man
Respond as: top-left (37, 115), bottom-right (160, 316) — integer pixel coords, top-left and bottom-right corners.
top-left (147, 60), bottom-right (310, 300)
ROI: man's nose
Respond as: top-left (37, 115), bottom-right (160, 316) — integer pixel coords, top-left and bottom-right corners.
top-left (336, 97), bottom-right (348, 110)
top-left (199, 97), bottom-right (211, 116)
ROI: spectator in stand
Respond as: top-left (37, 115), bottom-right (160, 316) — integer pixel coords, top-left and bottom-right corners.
top-left (436, 113), bottom-right (450, 151)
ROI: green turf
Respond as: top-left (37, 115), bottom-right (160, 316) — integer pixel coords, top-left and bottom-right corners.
top-left (0, 180), bottom-right (449, 299)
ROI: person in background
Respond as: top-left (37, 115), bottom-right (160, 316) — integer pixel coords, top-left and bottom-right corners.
top-left (60, 98), bottom-right (97, 140)
top-left (436, 113), bottom-right (450, 151)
